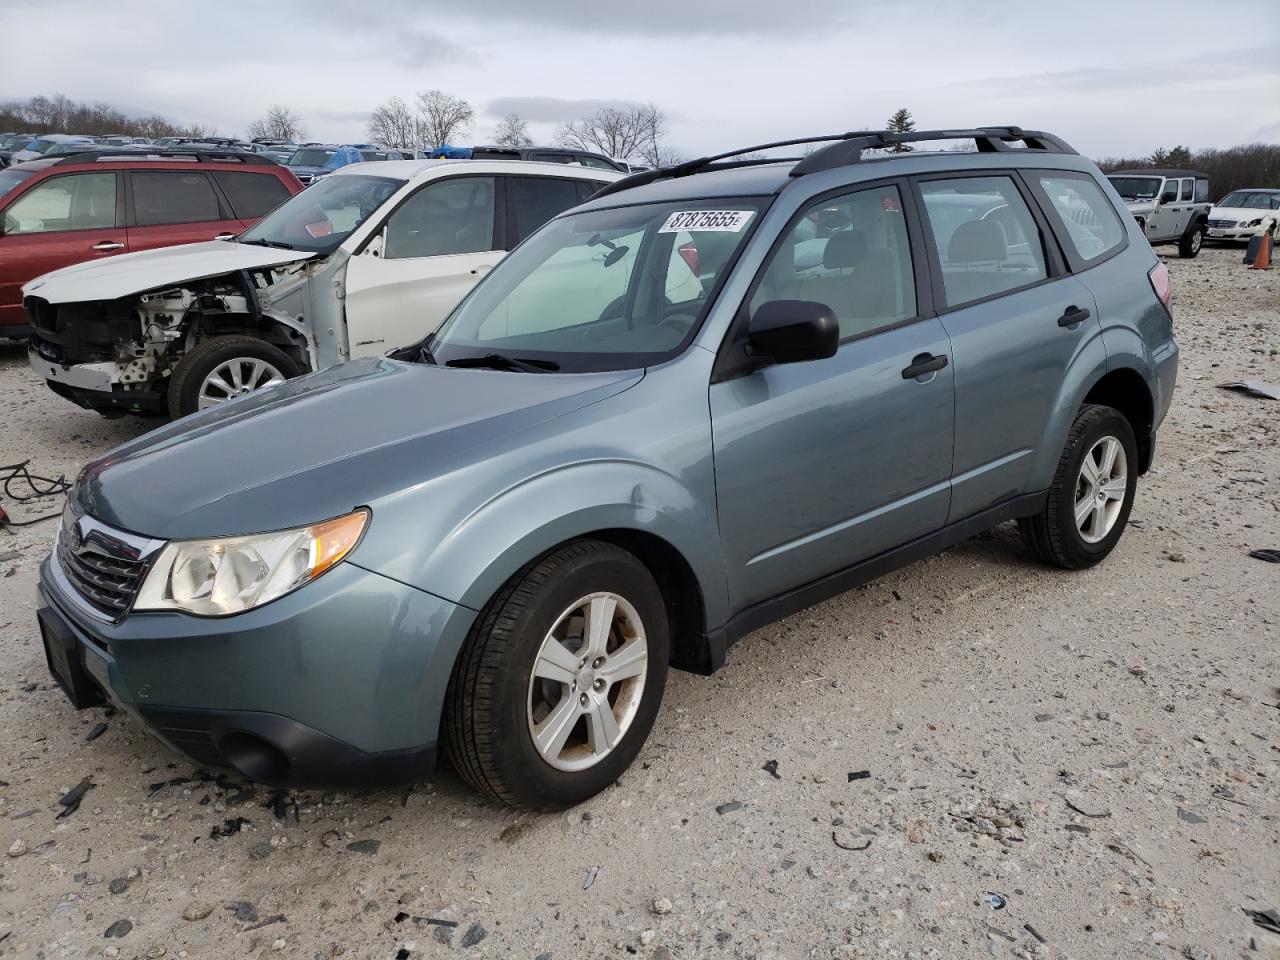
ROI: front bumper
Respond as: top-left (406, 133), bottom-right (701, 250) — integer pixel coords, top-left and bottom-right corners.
top-left (30, 349), bottom-right (165, 414)
top-left (1205, 226), bottom-right (1257, 241)
top-left (37, 552), bottom-right (477, 788)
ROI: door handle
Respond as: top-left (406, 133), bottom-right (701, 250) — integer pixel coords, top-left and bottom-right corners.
top-left (901, 353), bottom-right (948, 380)
top-left (91, 241), bottom-right (125, 251)
top-left (213, 232), bottom-right (236, 241)
top-left (1057, 305), bottom-right (1091, 328)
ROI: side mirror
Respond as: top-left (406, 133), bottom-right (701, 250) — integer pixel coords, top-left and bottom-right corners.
top-left (747, 300), bottom-right (839, 366)
top-left (1160, 190), bottom-right (1178, 205)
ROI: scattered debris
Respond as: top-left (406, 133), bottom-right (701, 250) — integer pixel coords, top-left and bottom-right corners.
top-left (583, 865), bottom-right (598, 889)
top-left (460, 923), bottom-right (487, 947)
top-left (108, 877), bottom-right (129, 894)
top-left (246, 914), bottom-right (286, 931)
top-left (1024, 923), bottom-right (1047, 945)
top-left (1247, 548), bottom-right (1280, 564)
top-left (982, 892), bottom-right (1007, 911)
top-left (652, 897), bottom-right (673, 916)
top-left (761, 759), bottom-right (780, 779)
top-left (84, 722), bottom-right (108, 741)
top-left (1218, 379), bottom-right (1280, 400)
top-left (103, 919), bottom-right (132, 939)
top-left (1063, 797), bottom-right (1111, 819)
top-left (57, 777), bottom-right (95, 818)
top-left (715, 801), bottom-right (743, 815)
top-left (181, 902), bottom-right (214, 922)
top-left (1243, 908), bottom-right (1280, 935)
top-left (7, 838), bottom-right (27, 858)
top-left (226, 901), bottom-right (259, 923)
top-left (210, 817), bottom-right (251, 838)
top-left (832, 831), bottom-right (872, 852)
top-left (346, 839), bottom-right (380, 855)
top-left (249, 840), bottom-right (273, 860)
top-left (1177, 807), bottom-right (1208, 825)
top-left (847, 770), bottom-right (871, 782)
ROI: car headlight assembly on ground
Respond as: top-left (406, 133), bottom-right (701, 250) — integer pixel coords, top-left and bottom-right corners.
top-left (134, 509), bottom-right (368, 616)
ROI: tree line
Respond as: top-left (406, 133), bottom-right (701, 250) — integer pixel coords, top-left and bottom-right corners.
top-left (1096, 144), bottom-right (1280, 198)
top-left (0, 94), bottom-right (217, 140)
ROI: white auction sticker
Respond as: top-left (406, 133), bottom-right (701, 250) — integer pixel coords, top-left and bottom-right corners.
top-left (658, 210), bottom-right (754, 233)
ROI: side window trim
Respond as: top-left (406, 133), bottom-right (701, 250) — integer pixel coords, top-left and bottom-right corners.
top-left (1024, 169), bottom-right (1130, 274)
top-left (711, 176), bottom-right (936, 383)
top-left (908, 169), bottom-right (1068, 316)
top-left (2, 171), bottom-right (124, 234)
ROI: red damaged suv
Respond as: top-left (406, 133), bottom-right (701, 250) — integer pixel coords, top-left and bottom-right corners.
top-left (0, 150), bottom-right (302, 336)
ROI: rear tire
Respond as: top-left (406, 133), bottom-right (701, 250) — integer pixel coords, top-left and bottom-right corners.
top-left (444, 540), bottom-right (669, 810)
top-left (1019, 404), bottom-right (1138, 570)
top-left (1178, 223), bottom-right (1204, 258)
top-left (167, 335), bottom-right (299, 419)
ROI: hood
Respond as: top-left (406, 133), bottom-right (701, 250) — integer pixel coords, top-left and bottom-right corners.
top-left (1208, 206), bottom-right (1272, 222)
top-left (76, 357), bottom-right (642, 539)
top-left (1121, 200), bottom-right (1156, 214)
top-left (24, 240), bottom-right (316, 304)
top-left (287, 164), bottom-right (326, 177)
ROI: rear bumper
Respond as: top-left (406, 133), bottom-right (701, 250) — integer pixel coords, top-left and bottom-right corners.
top-left (37, 552), bottom-right (477, 788)
top-left (0, 322), bottom-right (31, 339)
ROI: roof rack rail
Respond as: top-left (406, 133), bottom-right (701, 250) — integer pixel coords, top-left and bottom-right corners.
top-left (592, 126), bottom-right (1076, 199)
top-left (54, 149), bottom-right (277, 167)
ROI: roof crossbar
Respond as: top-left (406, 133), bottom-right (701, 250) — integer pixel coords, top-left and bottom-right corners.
top-left (592, 126), bottom-right (1076, 199)
top-left (54, 149), bottom-right (277, 167)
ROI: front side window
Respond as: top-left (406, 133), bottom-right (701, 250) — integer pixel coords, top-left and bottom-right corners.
top-left (384, 176), bottom-right (496, 259)
top-left (510, 177), bottom-right (583, 245)
top-left (429, 198), bottom-right (767, 371)
top-left (1033, 173), bottom-right (1125, 263)
top-left (288, 148), bottom-right (336, 167)
top-left (3, 173), bottom-right (117, 234)
top-left (919, 176), bottom-right (1047, 308)
top-left (751, 183), bottom-right (916, 339)
top-left (1180, 178), bottom-right (1194, 202)
top-left (131, 171), bottom-right (221, 226)
top-left (1160, 180), bottom-right (1179, 203)
top-left (1107, 176), bottom-right (1162, 202)
top-left (237, 174), bottom-right (400, 254)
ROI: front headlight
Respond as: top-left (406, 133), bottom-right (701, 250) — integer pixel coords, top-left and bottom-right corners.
top-left (134, 509), bottom-right (368, 616)
top-left (1246, 218), bottom-right (1262, 227)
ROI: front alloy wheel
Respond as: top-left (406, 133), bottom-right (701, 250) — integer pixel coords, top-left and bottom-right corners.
top-left (445, 540), bottom-right (669, 809)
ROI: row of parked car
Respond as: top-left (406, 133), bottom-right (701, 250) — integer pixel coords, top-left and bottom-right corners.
top-left (30, 124), bottom-right (1189, 810)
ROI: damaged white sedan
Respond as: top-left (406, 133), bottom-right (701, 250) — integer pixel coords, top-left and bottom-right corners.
top-left (24, 159), bottom-right (619, 417)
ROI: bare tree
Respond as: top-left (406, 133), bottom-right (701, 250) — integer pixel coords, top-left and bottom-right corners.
top-left (247, 104), bottom-right (305, 141)
top-left (368, 96), bottom-right (423, 149)
top-left (557, 102), bottom-right (672, 164)
top-left (415, 90), bottom-right (474, 149)
top-left (493, 113), bottom-right (532, 148)
top-left (0, 93), bottom-right (213, 139)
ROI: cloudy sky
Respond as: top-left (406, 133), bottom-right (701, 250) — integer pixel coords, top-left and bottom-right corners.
top-left (4, 0), bottom-right (1277, 159)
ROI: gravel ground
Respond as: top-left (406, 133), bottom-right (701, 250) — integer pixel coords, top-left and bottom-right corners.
top-left (0, 246), bottom-right (1276, 960)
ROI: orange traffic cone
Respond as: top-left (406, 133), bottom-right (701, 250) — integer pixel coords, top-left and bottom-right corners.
top-left (1248, 231), bottom-right (1272, 269)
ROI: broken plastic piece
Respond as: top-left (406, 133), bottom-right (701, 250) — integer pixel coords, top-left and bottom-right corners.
top-left (982, 892), bottom-right (1007, 910)
top-left (1218, 380), bottom-right (1280, 400)
top-left (762, 759), bottom-right (780, 779)
top-left (1243, 908), bottom-right (1280, 935)
top-left (1247, 549), bottom-right (1280, 564)
top-left (848, 770), bottom-right (871, 782)
top-left (1024, 923), bottom-right (1047, 944)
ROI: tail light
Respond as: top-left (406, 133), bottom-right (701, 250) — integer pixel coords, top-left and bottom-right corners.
top-left (1148, 262), bottom-right (1171, 312)
top-left (677, 240), bottom-right (699, 276)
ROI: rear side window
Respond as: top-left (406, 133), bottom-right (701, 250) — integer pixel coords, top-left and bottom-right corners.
top-left (918, 176), bottom-right (1047, 308)
top-left (212, 171), bottom-right (291, 220)
top-left (751, 183), bottom-right (917, 339)
top-left (131, 171), bottom-right (221, 226)
top-left (3, 172), bottom-right (117, 234)
top-left (1032, 173), bottom-right (1125, 265)
top-left (509, 177), bottom-right (583, 245)
top-left (1195, 180), bottom-right (1210, 203)
top-left (1180, 178), bottom-right (1194, 202)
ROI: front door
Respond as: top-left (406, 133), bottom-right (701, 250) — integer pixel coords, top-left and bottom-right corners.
top-left (344, 176), bottom-right (499, 358)
top-left (711, 182), bottom-right (955, 610)
top-left (0, 171), bottom-right (125, 328)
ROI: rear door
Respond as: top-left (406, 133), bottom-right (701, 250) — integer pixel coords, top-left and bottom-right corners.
top-left (126, 169), bottom-right (244, 251)
top-left (913, 172), bottom-right (1103, 521)
top-left (0, 170), bottom-right (125, 328)
top-left (344, 175), bottom-right (500, 357)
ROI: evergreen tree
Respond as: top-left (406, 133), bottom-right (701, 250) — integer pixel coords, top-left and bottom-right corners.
top-left (886, 108), bottom-right (915, 152)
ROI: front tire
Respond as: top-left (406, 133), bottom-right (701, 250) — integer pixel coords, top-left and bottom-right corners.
top-left (167, 335), bottom-right (300, 419)
top-left (1178, 223), bottom-right (1204, 258)
top-left (1019, 404), bottom-right (1138, 569)
top-left (444, 540), bottom-right (669, 809)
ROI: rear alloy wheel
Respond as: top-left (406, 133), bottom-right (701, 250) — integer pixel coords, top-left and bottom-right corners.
top-left (1019, 404), bottom-right (1138, 569)
top-left (1178, 223), bottom-right (1203, 258)
top-left (167, 335), bottom-right (300, 419)
top-left (444, 540), bottom-right (669, 809)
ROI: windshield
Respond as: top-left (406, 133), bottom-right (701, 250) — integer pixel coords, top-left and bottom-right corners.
top-left (237, 174), bottom-right (400, 254)
top-left (1218, 191), bottom-right (1280, 210)
top-left (288, 148), bottom-right (336, 167)
top-left (1107, 176), bottom-right (1162, 202)
top-left (429, 198), bottom-right (768, 372)
top-left (30, 139), bottom-right (58, 155)
top-left (0, 166), bottom-right (36, 197)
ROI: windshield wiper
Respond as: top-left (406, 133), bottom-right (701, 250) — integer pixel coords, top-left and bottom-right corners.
top-left (238, 238), bottom-right (294, 249)
top-left (445, 353), bottom-right (560, 373)
top-left (387, 341), bottom-right (436, 364)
